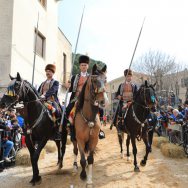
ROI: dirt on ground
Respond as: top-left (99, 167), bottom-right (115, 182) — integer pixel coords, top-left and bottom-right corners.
top-left (0, 125), bottom-right (188, 188)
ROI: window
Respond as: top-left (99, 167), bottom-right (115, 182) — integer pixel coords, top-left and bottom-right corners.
top-left (34, 29), bottom-right (46, 58)
top-left (38, 0), bottom-right (46, 8)
top-left (63, 53), bottom-right (67, 83)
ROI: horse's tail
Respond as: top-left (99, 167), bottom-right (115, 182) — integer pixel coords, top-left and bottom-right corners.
top-left (84, 141), bottom-right (89, 153)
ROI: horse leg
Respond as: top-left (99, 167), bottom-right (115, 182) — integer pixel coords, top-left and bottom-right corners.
top-left (130, 135), bottom-right (140, 172)
top-left (25, 135), bottom-right (36, 184)
top-left (58, 126), bottom-right (67, 169)
top-left (77, 141), bottom-right (87, 180)
top-left (55, 140), bottom-right (61, 166)
top-left (87, 150), bottom-right (94, 185)
top-left (31, 138), bottom-right (48, 185)
top-left (72, 140), bottom-right (78, 172)
top-left (126, 134), bottom-right (131, 161)
top-left (140, 134), bottom-right (150, 167)
top-left (116, 126), bottom-right (124, 158)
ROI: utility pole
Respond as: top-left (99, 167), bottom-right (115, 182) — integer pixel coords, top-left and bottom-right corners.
top-left (32, 12), bottom-right (39, 86)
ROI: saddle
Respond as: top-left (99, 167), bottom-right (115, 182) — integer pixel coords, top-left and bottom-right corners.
top-left (43, 101), bottom-right (61, 125)
top-left (68, 105), bottom-right (76, 125)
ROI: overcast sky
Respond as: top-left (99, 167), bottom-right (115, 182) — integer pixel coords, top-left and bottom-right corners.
top-left (58, 0), bottom-right (188, 81)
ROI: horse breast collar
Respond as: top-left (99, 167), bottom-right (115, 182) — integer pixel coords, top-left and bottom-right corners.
top-left (132, 104), bottom-right (145, 127)
top-left (80, 110), bottom-right (97, 128)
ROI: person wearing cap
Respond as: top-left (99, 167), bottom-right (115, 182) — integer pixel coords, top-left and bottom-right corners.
top-left (38, 64), bottom-right (61, 123)
top-left (112, 69), bottom-right (138, 130)
top-left (65, 55), bottom-right (90, 140)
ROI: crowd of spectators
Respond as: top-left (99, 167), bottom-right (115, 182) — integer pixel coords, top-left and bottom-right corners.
top-left (0, 108), bottom-right (24, 172)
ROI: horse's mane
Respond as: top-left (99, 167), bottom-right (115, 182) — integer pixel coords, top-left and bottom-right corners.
top-left (76, 78), bottom-right (88, 111)
top-left (24, 80), bottom-right (40, 98)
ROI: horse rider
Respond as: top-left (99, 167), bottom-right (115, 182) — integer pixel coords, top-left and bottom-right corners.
top-left (38, 64), bottom-right (61, 125)
top-left (65, 55), bottom-right (90, 140)
top-left (113, 69), bottom-right (138, 130)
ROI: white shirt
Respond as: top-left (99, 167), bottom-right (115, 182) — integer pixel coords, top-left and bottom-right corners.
top-left (81, 72), bottom-right (87, 77)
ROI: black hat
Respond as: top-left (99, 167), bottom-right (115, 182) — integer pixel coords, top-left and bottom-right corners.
top-left (124, 69), bottom-right (133, 77)
top-left (79, 55), bottom-right (90, 64)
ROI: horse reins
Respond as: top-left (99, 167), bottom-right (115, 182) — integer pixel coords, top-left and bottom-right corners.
top-left (130, 86), bottom-right (155, 140)
top-left (81, 75), bottom-right (105, 131)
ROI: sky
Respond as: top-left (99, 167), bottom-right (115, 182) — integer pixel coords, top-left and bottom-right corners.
top-left (58, 0), bottom-right (188, 81)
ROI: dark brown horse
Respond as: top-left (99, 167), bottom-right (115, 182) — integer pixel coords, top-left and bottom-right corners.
top-left (72, 64), bottom-right (107, 185)
top-left (0, 73), bottom-right (67, 185)
top-left (118, 81), bottom-right (156, 172)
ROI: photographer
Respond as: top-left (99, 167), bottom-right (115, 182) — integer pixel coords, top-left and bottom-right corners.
top-left (168, 109), bottom-right (184, 144)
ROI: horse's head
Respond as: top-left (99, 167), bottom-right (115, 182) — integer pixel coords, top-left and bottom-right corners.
top-left (0, 73), bottom-right (35, 109)
top-left (90, 64), bottom-right (108, 108)
top-left (134, 80), bottom-right (156, 109)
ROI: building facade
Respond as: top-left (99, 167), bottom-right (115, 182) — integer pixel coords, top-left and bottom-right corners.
top-left (0, 0), bottom-right (71, 100)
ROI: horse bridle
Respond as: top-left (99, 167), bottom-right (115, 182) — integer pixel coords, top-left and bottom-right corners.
top-left (131, 85), bottom-right (155, 125)
top-left (84, 75), bottom-right (106, 106)
top-left (7, 80), bottom-right (46, 132)
top-left (134, 85), bottom-right (155, 109)
top-left (81, 75), bottom-right (106, 126)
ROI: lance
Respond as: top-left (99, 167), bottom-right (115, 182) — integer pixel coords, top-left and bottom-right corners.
top-left (60, 6), bottom-right (85, 129)
top-left (32, 12), bottom-right (39, 86)
top-left (110, 17), bottom-right (146, 130)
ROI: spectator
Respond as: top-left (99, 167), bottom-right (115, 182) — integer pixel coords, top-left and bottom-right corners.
top-left (103, 115), bottom-right (107, 126)
top-left (16, 112), bottom-right (24, 128)
top-left (0, 119), bottom-right (14, 162)
top-left (172, 109), bottom-right (184, 124)
top-left (183, 100), bottom-right (188, 121)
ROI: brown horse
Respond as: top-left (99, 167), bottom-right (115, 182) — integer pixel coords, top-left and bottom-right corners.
top-left (73, 64), bottom-right (107, 185)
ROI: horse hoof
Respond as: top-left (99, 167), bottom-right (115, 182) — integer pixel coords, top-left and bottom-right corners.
top-left (121, 153), bottom-right (124, 158)
top-left (35, 176), bottom-right (42, 185)
top-left (80, 171), bottom-right (87, 180)
top-left (87, 180), bottom-right (93, 185)
top-left (87, 175), bottom-right (93, 185)
top-left (86, 182), bottom-right (93, 188)
top-left (134, 167), bottom-right (140, 172)
top-left (72, 163), bottom-right (78, 173)
top-left (29, 178), bottom-right (35, 186)
top-left (127, 156), bottom-right (130, 161)
top-left (140, 160), bottom-right (146, 166)
top-left (73, 167), bottom-right (78, 173)
top-left (29, 176), bottom-right (42, 186)
top-left (58, 163), bottom-right (63, 169)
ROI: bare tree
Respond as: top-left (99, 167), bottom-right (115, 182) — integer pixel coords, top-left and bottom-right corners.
top-left (133, 50), bottom-right (177, 91)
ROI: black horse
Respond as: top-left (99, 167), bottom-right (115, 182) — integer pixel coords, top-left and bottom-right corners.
top-left (116, 81), bottom-right (156, 172)
top-left (0, 73), bottom-right (67, 185)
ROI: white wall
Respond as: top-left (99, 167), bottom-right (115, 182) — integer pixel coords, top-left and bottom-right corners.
top-left (11, 0), bottom-right (58, 86)
top-left (0, 0), bottom-right (14, 86)
top-left (56, 28), bottom-right (72, 101)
